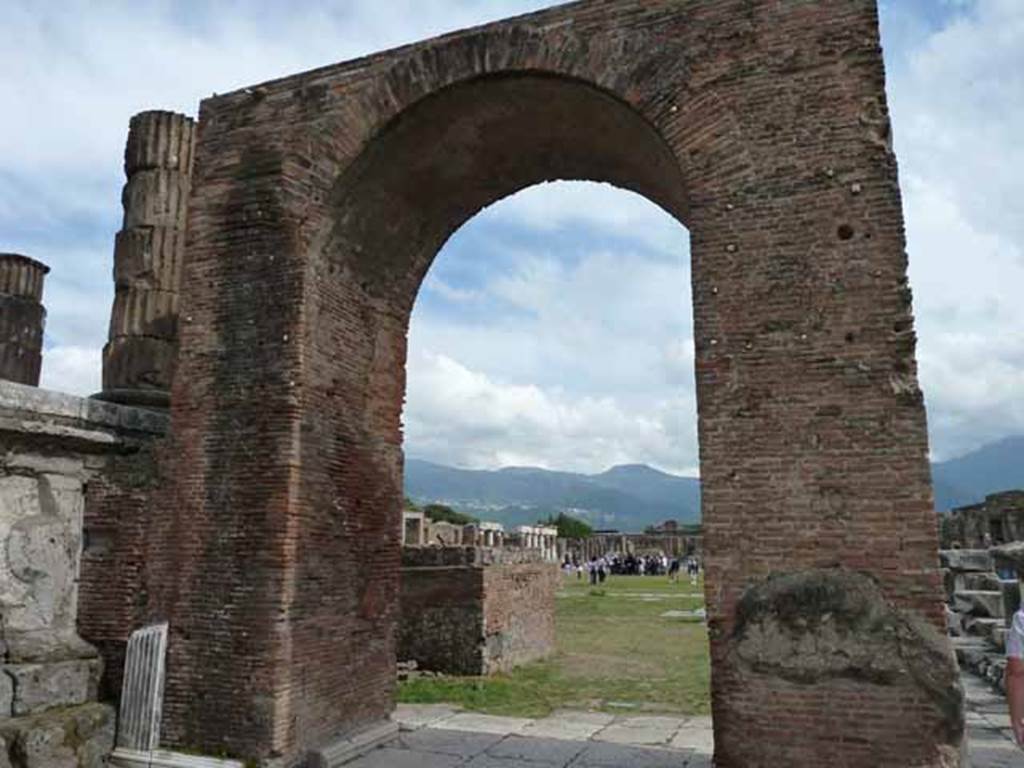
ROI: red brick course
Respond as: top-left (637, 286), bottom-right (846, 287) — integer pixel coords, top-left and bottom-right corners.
top-left (108, 1), bottom-right (959, 765)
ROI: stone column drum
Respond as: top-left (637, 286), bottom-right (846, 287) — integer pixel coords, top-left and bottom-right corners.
top-left (0, 254), bottom-right (49, 386)
top-left (99, 111), bottom-right (195, 407)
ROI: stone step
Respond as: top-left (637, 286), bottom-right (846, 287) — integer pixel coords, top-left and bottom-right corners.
top-left (963, 616), bottom-right (1004, 640)
top-left (940, 549), bottom-right (994, 572)
top-left (953, 590), bottom-right (1006, 619)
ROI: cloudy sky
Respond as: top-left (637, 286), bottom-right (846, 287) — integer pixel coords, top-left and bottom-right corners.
top-left (2, 0), bottom-right (1021, 476)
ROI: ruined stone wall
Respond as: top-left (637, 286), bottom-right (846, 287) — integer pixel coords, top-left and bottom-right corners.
top-left (0, 380), bottom-right (166, 767)
top-left (943, 491), bottom-right (1024, 548)
top-left (142, 0), bottom-right (956, 764)
top-left (399, 547), bottom-right (557, 676)
top-left (481, 558), bottom-right (558, 674)
top-left (399, 551), bottom-right (484, 676)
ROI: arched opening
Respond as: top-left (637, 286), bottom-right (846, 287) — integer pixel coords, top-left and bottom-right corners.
top-left (318, 73), bottom-right (689, 317)
top-left (397, 179), bottom-right (708, 724)
top-left (298, 69), bottom-right (705, 753)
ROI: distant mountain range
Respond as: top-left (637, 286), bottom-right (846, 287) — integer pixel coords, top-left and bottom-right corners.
top-left (931, 435), bottom-right (1024, 511)
top-left (405, 436), bottom-right (1023, 532)
top-left (404, 459), bottom-right (700, 532)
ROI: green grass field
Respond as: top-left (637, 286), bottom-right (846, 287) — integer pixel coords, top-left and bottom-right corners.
top-left (398, 574), bottom-right (711, 718)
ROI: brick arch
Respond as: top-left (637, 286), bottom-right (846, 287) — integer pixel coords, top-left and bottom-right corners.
top-left (318, 72), bottom-right (692, 316)
top-left (139, 2), bottom-right (961, 766)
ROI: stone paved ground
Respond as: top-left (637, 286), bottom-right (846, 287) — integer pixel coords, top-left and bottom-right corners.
top-left (348, 704), bottom-right (712, 767)
top-left (962, 671), bottom-right (1022, 768)
top-left (350, 669), bottom-right (1023, 767)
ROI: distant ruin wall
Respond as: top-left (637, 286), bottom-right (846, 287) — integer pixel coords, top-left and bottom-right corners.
top-left (941, 491), bottom-right (1024, 549)
top-left (399, 547), bottom-right (558, 675)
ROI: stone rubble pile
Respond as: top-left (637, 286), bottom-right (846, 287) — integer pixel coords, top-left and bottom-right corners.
top-left (941, 548), bottom-right (1022, 695)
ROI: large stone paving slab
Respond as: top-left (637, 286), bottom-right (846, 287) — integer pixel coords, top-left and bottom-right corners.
top-left (437, 713), bottom-right (532, 736)
top-left (399, 728), bottom-right (505, 758)
top-left (568, 741), bottom-right (687, 768)
top-left (345, 746), bottom-right (464, 768)
top-left (485, 734), bottom-right (589, 764)
top-left (961, 669), bottom-right (1023, 768)
top-left (592, 715), bottom-right (686, 747)
top-left (670, 725), bottom-right (714, 754)
top-left (521, 711), bottom-right (615, 741)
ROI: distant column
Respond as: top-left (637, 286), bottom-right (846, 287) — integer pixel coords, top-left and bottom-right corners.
top-left (98, 111), bottom-right (195, 407)
top-left (0, 254), bottom-right (49, 386)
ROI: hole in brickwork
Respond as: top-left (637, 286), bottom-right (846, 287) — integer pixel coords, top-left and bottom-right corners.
top-left (837, 224), bottom-right (855, 241)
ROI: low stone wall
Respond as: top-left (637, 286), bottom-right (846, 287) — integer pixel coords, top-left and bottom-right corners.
top-left (399, 547), bottom-right (558, 676)
top-left (0, 380), bottom-right (167, 766)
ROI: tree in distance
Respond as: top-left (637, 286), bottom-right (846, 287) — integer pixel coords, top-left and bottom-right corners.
top-left (423, 503), bottom-right (478, 526)
top-left (541, 512), bottom-right (593, 540)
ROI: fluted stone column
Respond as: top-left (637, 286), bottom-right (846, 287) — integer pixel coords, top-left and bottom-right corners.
top-left (98, 111), bottom-right (195, 407)
top-left (0, 254), bottom-right (49, 386)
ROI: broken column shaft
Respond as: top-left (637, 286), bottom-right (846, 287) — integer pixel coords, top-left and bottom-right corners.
top-left (99, 110), bottom-right (195, 407)
top-left (0, 253), bottom-right (49, 386)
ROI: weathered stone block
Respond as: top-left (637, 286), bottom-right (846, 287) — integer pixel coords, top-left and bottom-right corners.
top-left (0, 472), bottom-right (84, 644)
top-left (963, 616), bottom-right (1003, 640)
top-left (13, 718), bottom-right (77, 768)
top-left (107, 287), bottom-right (178, 339)
top-left (121, 170), bottom-right (189, 230)
top-left (100, 336), bottom-right (177, 396)
top-left (113, 227), bottom-right (185, 290)
top-left (944, 606), bottom-right (962, 637)
top-left (952, 590), bottom-right (1004, 619)
top-left (0, 703), bottom-right (114, 768)
top-left (939, 549), bottom-right (993, 572)
top-left (992, 541), bottom-right (1024, 571)
top-left (5, 660), bottom-right (101, 716)
top-left (962, 572), bottom-right (1002, 591)
top-left (0, 674), bottom-right (12, 719)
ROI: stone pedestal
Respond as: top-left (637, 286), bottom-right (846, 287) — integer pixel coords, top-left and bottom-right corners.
top-left (0, 380), bottom-right (168, 767)
top-left (98, 111), bottom-right (195, 408)
top-left (0, 254), bottom-right (48, 386)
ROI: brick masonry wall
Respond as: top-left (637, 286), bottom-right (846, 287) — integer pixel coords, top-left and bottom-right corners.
top-left (399, 549), bottom-right (557, 676)
top-left (481, 561), bottom-right (558, 675)
top-left (79, 444), bottom-right (167, 701)
top-left (399, 559), bottom-right (484, 676)
top-left (136, 1), bottom-right (959, 765)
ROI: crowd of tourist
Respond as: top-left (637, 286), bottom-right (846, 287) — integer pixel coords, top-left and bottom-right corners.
top-left (562, 553), bottom-right (701, 585)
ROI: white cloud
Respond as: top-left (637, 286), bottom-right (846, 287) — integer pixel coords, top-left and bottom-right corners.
top-left (886, 0), bottom-right (1024, 459)
top-left (405, 351), bottom-right (698, 475)
top-left (489, 181), bottom-right (689, 257)
top-left (406, 182), bottom-right (697, 474)
top-left (39, 346), bottom-right (101, 396)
